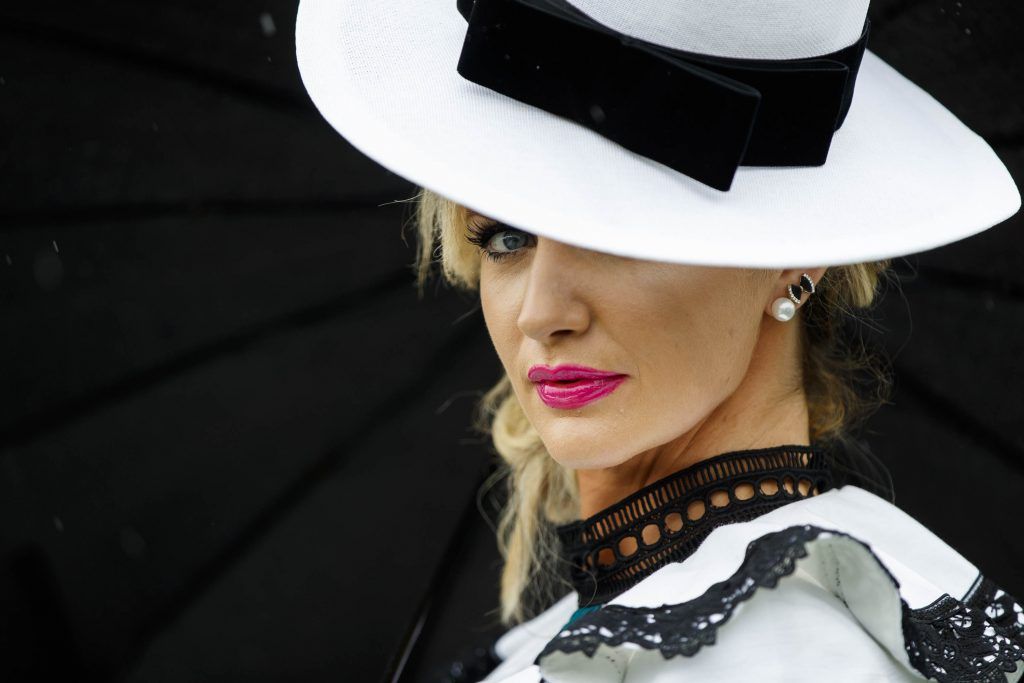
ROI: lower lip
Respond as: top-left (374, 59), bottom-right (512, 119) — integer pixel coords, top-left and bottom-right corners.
top-left (533, 376), bottom-right (627, 409)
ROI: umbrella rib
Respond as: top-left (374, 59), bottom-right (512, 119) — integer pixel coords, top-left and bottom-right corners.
top-left (382, 464), bottom-right (497, 683)
top-left (0, 268), bottom-right (414, 449)
top-left (894, 361), bottom-right (1024, 475)
top-left (118, 318), bottom-right (489, 677)
top-left (0, 194), bottom-right (416, 229)
top-left (0, 17), bottom-right (307, 113)
top-left (909, 264), bottom-right (1024, 301)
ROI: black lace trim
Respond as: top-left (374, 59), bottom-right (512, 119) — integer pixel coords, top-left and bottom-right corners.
top-left (536, 524), bottom-right (1024, 683)
top-left (555, 445), bottom-right (833, 606)
top-left (539, 524), bottom-right (828, 660)
top-left (906, 573), bottom-right (1024, 682)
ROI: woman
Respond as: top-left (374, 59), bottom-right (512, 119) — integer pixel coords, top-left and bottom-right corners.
top-left (408, 198), bottom-right (1023, 683)
top-left (295, 0), bottom-right (1024, 680)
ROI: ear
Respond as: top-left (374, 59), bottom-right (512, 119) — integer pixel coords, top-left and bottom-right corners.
top-left (763, 266), bottom-right (829, 317)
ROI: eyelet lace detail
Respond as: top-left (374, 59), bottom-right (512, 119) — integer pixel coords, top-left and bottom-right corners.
top-left (555, 445), bottom-right (833, 606)
top-left (537, 524), bottom-right (1024, 683)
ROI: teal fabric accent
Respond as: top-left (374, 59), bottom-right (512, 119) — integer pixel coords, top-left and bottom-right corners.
top-left (560, 604), bottom-right (602, 631)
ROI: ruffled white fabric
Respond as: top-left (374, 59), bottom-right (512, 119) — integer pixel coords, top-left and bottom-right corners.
top-left (480, 485), bottom-right (1024, 683)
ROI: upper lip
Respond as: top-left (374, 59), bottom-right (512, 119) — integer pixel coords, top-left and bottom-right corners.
top-left (528, 364), bottom-right (625, 383)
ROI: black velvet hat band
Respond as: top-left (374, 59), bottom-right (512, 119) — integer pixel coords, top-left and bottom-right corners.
top-left (455, 0), bottom-right (871, 191)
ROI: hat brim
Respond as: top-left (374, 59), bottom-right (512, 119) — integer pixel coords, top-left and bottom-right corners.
top-left (296, 0), bottom-right (1021, 268)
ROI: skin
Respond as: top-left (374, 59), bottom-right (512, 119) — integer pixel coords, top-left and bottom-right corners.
top-left (467, 211), bottom-right (828, 519)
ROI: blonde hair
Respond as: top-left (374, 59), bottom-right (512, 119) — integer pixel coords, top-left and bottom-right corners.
top-left (406, 187), bottom-right (895, 625)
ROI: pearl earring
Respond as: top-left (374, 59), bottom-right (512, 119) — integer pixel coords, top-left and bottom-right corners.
top-left (771, 297), bottom-right (797, 321)
top-left (770, 273), bottom-right (816, 322)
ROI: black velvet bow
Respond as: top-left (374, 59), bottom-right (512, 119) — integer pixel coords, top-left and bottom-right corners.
top-left (455, 0), bottom-right (870, 191)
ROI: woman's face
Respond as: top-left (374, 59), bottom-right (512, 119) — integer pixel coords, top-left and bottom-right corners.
top-left (468, 213), bottom-right (797, 470)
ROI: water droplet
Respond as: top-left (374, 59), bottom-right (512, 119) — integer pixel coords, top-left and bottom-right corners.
top-left (259, 12), bottom-right (277, 37)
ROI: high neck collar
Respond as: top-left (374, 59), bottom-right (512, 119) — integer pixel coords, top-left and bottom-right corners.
top-left (556, 444), bottom-right (834, 607)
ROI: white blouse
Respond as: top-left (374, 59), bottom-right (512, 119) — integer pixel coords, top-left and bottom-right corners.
top-left (480, 485), bottom-right (1024, 683)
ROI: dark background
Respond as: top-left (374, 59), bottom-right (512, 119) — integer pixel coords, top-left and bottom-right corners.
top-left (1, 1), bottom-right (1022, 681)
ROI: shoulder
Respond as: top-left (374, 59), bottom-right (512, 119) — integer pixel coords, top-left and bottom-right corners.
top-left (491, 486), bottom-right (1024, 683)
top-left (479, 591), bottom-right (578, 683)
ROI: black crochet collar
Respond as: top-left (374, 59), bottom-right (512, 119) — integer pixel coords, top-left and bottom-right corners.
top-left (555, 444), bottom-right (834, 607)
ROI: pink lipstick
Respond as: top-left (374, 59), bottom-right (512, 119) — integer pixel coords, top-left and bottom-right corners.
top-left (528, 364), bottom-right (627, 410)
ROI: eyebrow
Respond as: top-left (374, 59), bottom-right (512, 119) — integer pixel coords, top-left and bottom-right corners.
top-left (466, 208), bottom-right (497, 224)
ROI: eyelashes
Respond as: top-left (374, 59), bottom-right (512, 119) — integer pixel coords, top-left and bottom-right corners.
top-left (466, 220), bottom-right (534, 262)
top-left (465, 220), bottom-right (503, 248)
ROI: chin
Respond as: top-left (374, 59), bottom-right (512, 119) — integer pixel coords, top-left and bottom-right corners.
top-left (543, 441), bottom-right (633, 471)
top-left (530, 408), bottom-right (635, 470)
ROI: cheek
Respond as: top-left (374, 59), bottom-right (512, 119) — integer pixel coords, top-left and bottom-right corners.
top-left (631, 275), bottom-right (760, 407)
top-left (479, 273), bottom-right (520, 369)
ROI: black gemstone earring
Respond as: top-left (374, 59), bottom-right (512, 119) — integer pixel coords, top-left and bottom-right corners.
top-left (786, 273), bottom-right (816, 305)
top-left (771, 273), bottom-right (816, 322)
top-left (800, 272), bottom-right (816, 294)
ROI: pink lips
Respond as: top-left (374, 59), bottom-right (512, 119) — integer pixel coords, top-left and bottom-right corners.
top-left (528, 364), bottom-right (627, 410)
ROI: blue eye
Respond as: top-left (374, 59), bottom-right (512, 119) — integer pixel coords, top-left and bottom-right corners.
top-left (466, 221), bottom-right (535, 262)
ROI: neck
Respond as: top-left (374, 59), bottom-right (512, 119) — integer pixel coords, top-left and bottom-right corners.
top-left (575, 316), bottom-right (807, 519)
top-left (558, 444), bottom-right (832, 606)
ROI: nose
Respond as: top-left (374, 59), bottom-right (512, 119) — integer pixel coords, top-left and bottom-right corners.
top-left (516, 237), bottom-right (591, 342)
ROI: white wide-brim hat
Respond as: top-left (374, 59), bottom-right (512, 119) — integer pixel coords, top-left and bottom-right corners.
top-left (295, 0), bottom-right (1021, 267)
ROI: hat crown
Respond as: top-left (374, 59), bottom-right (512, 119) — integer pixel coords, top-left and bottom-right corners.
top-left (565, 0), bottom-right (871, 59)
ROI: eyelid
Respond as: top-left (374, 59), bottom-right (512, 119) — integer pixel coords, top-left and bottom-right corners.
top-left (466, 220), bottom-right (513, 245)
top-left (466, 221), bottom-right (535, 261)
